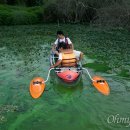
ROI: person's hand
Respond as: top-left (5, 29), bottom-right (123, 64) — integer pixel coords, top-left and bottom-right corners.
top-left (50, 66), bottom-right (54, 69)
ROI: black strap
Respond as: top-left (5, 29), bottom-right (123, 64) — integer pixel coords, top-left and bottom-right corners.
top-left (57, 37), bottom-right (69, 49)
top-left (97, 80), bottom-right (105, 83)
top-left (54, 68), bottom-right (61, 71)
top-left (33, 81), bottom-right (42, 85)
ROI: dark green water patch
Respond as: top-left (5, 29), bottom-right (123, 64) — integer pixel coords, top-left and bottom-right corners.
top-left (83, 62), bottom-right (111, 73)
top-left (119, 69), bottom-right (130, 78)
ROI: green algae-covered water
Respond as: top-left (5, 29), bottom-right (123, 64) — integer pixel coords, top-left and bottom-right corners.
top-left (0, 24), bottom-right (130, 130)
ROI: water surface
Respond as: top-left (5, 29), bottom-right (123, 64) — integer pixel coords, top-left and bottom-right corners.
top-left (0, 25), bottom-right (130, 130)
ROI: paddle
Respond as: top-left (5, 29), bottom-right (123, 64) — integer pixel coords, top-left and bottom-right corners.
top-left (29, 68), bottom-right (54, 99)
top-left (82, 68), bottom-right (110, 96)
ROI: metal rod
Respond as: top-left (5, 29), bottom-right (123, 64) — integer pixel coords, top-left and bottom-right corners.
top-left (43, 68), bottom-right (54, 83)
top-left (82, 68), bottom-right (95, 82)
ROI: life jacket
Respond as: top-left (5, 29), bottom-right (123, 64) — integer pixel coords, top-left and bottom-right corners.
top-left (61, 50), bottom-right (77, 67)
top-left (57, 37), bottom-right (70, 51)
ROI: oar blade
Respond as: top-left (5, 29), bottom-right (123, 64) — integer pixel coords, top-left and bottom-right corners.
top-left (92, 76), bottom-right (110, 96)
top-left (30, 77), bottom-right (45, 99)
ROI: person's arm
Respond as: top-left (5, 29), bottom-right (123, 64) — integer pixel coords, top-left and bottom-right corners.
top-left (79, 52), bottom-right (83, 61)
top-left (52, 39), bottom-right (58, 51)
top-left (52, 44), bottom-right (56, 51)
top-left (50, 53), bottom-right (62, 68)
top-left (74, 50), bottom-right (83, 61)
top-left (51, 60), bottom-right (62, 68)
top-left (70, 43), bottom-right (74, 50)
top-left (67, 38), bottom-right (74, 50)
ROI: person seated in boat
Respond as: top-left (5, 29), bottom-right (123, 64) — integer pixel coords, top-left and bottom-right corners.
top-left (50, 42), bottom-right (83, 68)
top-left (52, 31), bottom-right (74, 55)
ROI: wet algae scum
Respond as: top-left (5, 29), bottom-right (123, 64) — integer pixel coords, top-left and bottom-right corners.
top-left (0, 24), bottom-right (130, 130)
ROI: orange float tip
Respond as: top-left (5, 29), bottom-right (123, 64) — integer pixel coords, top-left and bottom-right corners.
top-left (29, 77), bottom-right (45, 99)
top-left (92, 76), bottom-right (110, 96)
